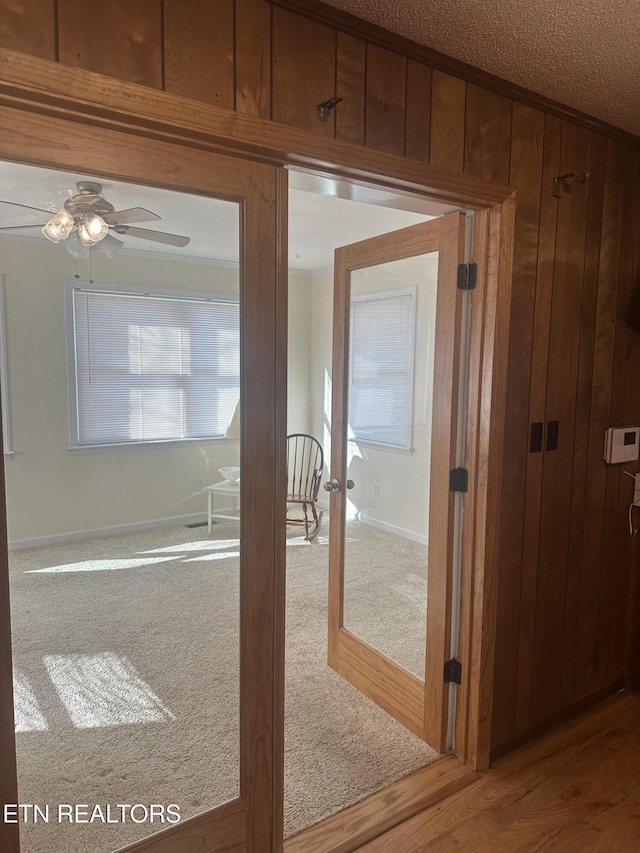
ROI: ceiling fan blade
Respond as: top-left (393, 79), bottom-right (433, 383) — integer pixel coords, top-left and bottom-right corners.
top-left (103, 207), bottom-right (161, 226)
top-left (0, 200), bottom-right (55, 216)
top-left (115, 225), bottom-right (190, 247)
top-left (0, 223), bottom-right (47, 231)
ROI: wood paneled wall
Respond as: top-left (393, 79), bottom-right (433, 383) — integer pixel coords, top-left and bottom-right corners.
top-left (2, 0), bottom-right (640, 756)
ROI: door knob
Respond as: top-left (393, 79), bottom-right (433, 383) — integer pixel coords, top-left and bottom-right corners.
top-left (323, 478), bottom-right (355, 492)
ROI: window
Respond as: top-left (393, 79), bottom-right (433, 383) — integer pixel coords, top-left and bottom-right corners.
top-left (349, 287), bottom-right (416, 450)
top-left (67, 282), bottom-right (239, 448)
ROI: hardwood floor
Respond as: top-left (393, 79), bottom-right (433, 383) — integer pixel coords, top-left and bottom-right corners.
top-left (357, 691), bottom-right (640, 852)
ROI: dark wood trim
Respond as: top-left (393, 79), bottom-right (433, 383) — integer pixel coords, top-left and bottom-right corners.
top-left (270, 0), bottom-right (640, 149)
top-left (490, 679), bottom-right (625, 762)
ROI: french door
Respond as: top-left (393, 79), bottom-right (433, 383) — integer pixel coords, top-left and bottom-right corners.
top-left (0, 43), bottom-right (516, 850)
top-left (327, 213), bottom-right (466, 753)
top-left (0, 105), bottom-right (286, 853)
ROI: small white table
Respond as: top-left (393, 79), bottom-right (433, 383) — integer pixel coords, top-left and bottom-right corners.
top-left (205, 480), bottom-right (240, 533)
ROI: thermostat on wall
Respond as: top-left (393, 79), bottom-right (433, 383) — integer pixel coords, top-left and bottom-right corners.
top-left (604, 426), bottom-right (640, 464)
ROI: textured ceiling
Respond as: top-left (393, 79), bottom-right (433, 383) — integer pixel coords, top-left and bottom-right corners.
top-left (322, 0), bottom-right (640, 136)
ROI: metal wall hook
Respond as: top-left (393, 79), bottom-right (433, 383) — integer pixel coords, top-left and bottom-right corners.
top-left (553, 172), bottom-right (590, 198)
top-left (316, 95), bottom-right (343, 122)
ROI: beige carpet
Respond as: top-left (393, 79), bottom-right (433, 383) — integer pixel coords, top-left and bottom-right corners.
top-left (9, 520), bottom-right (439, 853)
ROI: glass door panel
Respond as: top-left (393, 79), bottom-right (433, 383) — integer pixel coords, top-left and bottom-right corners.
top-left (343, 252), bottom-right (438, 679)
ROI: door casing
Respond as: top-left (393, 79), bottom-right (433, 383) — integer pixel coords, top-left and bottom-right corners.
top-left (0, 46), bottom-right (515, 853)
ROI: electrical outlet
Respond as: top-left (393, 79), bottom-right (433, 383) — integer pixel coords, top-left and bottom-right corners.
top-left (196, 478), bottom-right (204, 492)
top-left (373, 482), bottom-right (380, 497)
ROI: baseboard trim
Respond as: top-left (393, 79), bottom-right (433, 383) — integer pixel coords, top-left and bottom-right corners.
top-left (8, 512), bottom-right (209, 550)
top-left (360, 512), bottom-right (428, 546)
top-left (315, 501), bottom-right (428, 545)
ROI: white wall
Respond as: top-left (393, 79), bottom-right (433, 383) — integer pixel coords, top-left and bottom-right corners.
top-left (287, 272), bottom-right (312, 434)
top-left (310, 255), bottom-right (438, 539)
top-left (0, 240), bottom-right (311, 544)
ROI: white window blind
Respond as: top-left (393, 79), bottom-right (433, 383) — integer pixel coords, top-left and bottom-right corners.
top-left (71, 286), bottom-right (239, 447)
top-left (349, 288), bottom-right (416, 450)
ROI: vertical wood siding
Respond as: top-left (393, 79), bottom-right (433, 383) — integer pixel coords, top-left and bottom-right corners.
top-left (335, 32), bottom-right (366, 145)
top-left (0, 0), bottom-right (55, 59)
top-left (57, 0), bottom-right (163, 88)
top-left (1, 0), bottom-right (639, 756)
top-left (364, 44), bottom-right (407, 155)
top-left (164, 0), bottom-right (235, 108)
top-left (492, 103), bottom-right (545, 741)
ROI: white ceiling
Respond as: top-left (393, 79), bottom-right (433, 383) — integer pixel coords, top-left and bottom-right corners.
top-left (323, 0), bottom-right (640, 137)
top-left (0, 162), bottom-right (441, 272)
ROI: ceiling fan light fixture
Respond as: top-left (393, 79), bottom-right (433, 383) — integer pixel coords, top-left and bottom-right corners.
top-left (64, 230), bottom-right (90, 259)
top-left (1, 181), bottom-right (188, 255)
top-left (77, 213), bottom-right (109, 246)
top-left (41, 209), bottom-right (74, 243)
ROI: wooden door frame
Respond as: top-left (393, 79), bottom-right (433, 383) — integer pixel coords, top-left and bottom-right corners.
top-left (0, 47), bottom-right (514, 852)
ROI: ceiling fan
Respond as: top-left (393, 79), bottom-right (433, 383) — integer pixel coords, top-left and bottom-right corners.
top-left (0, 180), bottom-right (191, 258)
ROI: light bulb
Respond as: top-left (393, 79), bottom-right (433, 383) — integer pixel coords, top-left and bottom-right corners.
top-left (78, 214), bottom-right (109, 245)
top-left (42, 209), bottom-right (74, 243)
top-left (64, 230), bottom-right (90, 259)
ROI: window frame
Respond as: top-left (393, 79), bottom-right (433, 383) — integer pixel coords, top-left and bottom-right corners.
top-left (348, 285), bottom-right (417, 453)
top-left (64, 279), bottom-right (240, 452)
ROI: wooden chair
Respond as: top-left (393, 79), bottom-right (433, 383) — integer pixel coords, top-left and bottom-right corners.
top-left (286, 433), bottom-right (324, 541)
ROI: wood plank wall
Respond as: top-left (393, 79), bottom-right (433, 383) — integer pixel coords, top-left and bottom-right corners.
top-left (2, 0), bottom-right (640, 757)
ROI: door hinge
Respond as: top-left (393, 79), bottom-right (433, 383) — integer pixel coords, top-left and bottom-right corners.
top-left (449, 467), bottom-right (468, 493)
top-left (444, 658), bottom-right (462, 685)
top-left (457, 262), bottom-right (478, 291)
